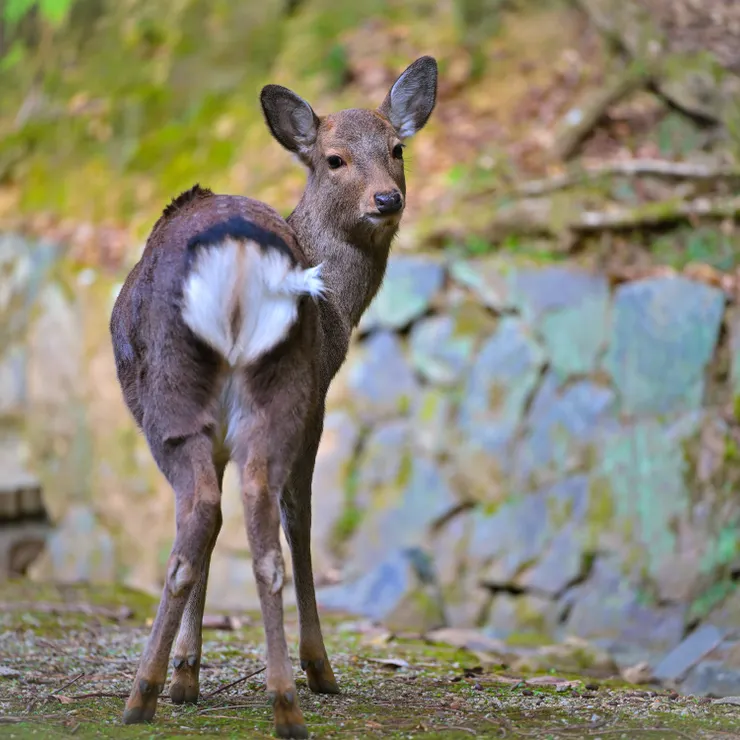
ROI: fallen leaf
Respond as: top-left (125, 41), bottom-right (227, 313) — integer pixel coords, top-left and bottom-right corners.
top-left (367, 657), bottom-right (410, 670)
top-left (56, 695), bottom-right (75, 704)
top-left (621, 661), bottom-right (654, 685)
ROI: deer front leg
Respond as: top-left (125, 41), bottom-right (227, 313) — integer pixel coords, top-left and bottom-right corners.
top-left (169, 460), bottom-right (226, 705)
top-left (242, 456), bottom-right (306, 739)
top-left (123, 435), bottom-right (222, 725)
top-left (281, 485), bottom-right (339, 695)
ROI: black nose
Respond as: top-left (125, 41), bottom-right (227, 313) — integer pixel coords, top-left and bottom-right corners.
top-left (374, 190), bottom-right (403, 214)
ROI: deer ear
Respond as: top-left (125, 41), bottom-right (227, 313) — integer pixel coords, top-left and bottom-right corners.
top-left (378, 56), bottom-right (438, 139)
top-left (260, 84), bottom-right (319, 163)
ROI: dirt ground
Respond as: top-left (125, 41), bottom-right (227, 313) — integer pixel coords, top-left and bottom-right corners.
top-left (1, 582), bottom-right (740, 739)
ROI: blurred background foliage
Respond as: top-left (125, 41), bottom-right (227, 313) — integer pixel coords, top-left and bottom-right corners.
top-left (0, 0), bottom-right (606, 254)
top-left (1, 0), bottom-right (740, 271)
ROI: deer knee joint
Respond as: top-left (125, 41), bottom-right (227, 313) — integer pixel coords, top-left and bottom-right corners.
top-left (167, 555), bottom-right (196, 597)
top-left (255, 549), bottom-right (284, 595)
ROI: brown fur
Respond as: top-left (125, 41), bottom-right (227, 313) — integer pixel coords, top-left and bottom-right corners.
top-left (110, 56), bottom-right (437, 739)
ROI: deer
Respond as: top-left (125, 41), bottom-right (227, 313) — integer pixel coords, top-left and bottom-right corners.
top-left (109, 56), bottom-right (437, 738)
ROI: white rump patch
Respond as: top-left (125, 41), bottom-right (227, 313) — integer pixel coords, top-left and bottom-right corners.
top-left (182, 237), bottom-right (324, 367)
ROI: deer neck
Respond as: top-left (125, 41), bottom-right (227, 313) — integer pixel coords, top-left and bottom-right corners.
top-left (287, 194), bottom-right (394, 331)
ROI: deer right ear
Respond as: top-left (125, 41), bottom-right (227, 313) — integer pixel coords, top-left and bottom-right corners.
top-left (260, 85), bottom-right (319, 164)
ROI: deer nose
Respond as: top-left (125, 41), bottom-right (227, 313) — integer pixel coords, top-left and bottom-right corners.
top-left (374, 190), bottom-right (403, 214)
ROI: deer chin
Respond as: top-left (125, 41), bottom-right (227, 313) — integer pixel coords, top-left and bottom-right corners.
top-left (362, 211), bottom-right (403, 228)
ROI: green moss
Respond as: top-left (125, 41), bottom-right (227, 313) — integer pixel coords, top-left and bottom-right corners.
top-left (330, 431), bottom-right (364, 548)
top-left (396, 450), bottom-right (413, 489)
top-left (419, 391), bottom-right (441, 424)
top-left (585, 475), bottom-right (614, 548)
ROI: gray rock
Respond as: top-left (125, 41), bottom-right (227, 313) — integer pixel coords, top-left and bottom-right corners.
top-left (346, 331), bottom-right (419, 422)
top-left (430, 510), bottom-right (487, 628)
top-left (706, 588), bottom-right (740, 632)
top-left (425, 627), bottom-right (506, 655)
top-left (311, 411), bottom-right (361, 579)
top-left (347, 454), bottom-right (457, 577)
top-left (485, 592), bottom-right (562, 641)
top-left (471, 475), bottom-right (588, 586)
top-left (448, 257), bottom-right (512, 312)
top-left (701, 639), bottom-right (740, 669)
top-left (411, 389), bottom-right (452, 457)
top-left (354, 419), bottom-right (411, 510)
top-left (728, 305), bottom-right (740, 401)
top-left (588, 412), bottom-right (704, 601)
top-left (517, 528), bottom-right (584, 597)
top-left (514, 374), bottom-right (617, 487)
top-left (602, 277), bottom-right (725, 416)
top-left (40, 505), bottom-right (115, 584)
top-left (456, 318), bottom-right (545, 498)
top-left (459, 317), bottom-right (545, 437)
top-left (409, 301), bottom-right (494, 386)
top-left (653, 624), bottom-right (726, 683)
top-left (509, 267), bottom-right (610, 379)
top-left (0, 346), bottom-right (27, 419)
top-left (359, 255), bottom-right (445, 332)
top-left (681, 661), bottom-right (740, 698)
top-left (561, 558), bottom-right (685, 653)
top-left (318, 547), bottom-right (446, 632)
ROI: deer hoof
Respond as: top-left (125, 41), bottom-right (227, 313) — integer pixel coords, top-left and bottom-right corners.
top-left (170, 655), bottom-right (200, 705)
top-left (275, 722), bottom-right (308, 739)
top-left (269, 689), bottom-right (307, 739)
top-left (122, 679), bottom-right (160, 724)
top-left (302, 657), bottom-right (340, 695)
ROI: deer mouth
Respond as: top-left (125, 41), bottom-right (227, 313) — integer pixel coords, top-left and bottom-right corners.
top-left (364, 210), bottom-right (403, 225)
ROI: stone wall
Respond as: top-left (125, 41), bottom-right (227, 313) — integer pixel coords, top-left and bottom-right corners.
top-left (315, 253), bottom-right (740, 670)
top-left (4, 232), bottom-right (740, 676)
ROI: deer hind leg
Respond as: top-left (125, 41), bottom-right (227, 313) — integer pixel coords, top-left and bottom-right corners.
top-left (123, 433), bottom-right (222, 725)
top-left (169, 458), bottom-right (227, 705)
top-left (237, 444), bottom-right (305, 739)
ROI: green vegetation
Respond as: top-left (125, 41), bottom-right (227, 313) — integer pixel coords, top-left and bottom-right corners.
top-left (2, 0), bottom-right (739, 273)
top-left (2, 581), bottom-right (740, 739)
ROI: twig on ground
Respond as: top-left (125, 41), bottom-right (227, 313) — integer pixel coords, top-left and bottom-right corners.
top-left (198, 703), bottom-right (265, 714)
top-left (0, 714), bottom-right (65, 724)
top-left (203, 666), bottom-right (266, 699)
top-left (49, 672), bottom-right (86, 696)
top-left (63, 691), bottom-right (128, 700)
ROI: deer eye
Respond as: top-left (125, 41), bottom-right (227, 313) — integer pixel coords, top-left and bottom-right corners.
top-left (392, 143), bottom-right (404, 160)
top-left (327, 155), bottom-right (344, 169)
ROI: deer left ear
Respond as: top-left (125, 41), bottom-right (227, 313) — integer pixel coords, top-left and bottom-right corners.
top-left (378, 56), bottom-right (438, 139)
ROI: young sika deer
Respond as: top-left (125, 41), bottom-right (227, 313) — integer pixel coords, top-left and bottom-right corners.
top-left (110, 56), bottom-right (437, 738)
